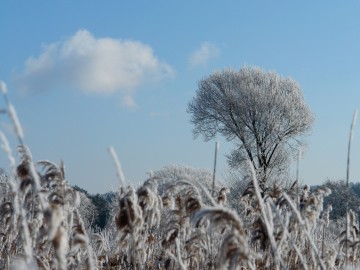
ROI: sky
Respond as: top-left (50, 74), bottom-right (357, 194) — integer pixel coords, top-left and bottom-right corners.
top-left (1, 1), bottom-right (360, 194)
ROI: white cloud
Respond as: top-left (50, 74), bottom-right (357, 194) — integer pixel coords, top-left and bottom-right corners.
top-left (189, 42), bottom-right (220, 67)
top-left (15, 29), bottom-right (174, 106)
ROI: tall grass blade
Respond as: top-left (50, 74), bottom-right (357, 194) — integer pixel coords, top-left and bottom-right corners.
top-left (345, 110), bottom-right (358, 265)
top-left (108, 146), bottom-right (126, 188)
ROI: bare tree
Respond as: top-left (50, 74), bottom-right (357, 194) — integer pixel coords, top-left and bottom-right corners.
top-left (187, 66), bottom-right (314, 191)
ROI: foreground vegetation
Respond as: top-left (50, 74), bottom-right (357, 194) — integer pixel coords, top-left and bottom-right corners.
top-left (0, 155), bottom-right (358, 270)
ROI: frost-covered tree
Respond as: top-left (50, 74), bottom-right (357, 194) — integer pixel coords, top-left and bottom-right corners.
top-left (188, 66), bottom-right (314, 191)
top-left (153, 164), bottom-right (223, 190)
top-left (78, 192), bottom-right (97, 228)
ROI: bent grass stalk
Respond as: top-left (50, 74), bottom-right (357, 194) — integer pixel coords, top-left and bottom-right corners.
top-left (7, 104), bottom-right (24, 146)
top-left (0, 82), bottom-right (24, 145)
top-left (108, 146), bottom-right (126, 189)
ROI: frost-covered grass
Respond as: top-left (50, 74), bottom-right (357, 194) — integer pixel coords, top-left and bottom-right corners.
top-left (0, 153), bottom-right (356, 270)
top-left (0, 81), bottom-right (359, 269)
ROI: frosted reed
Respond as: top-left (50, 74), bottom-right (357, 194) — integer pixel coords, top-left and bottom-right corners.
top-left (108, 146), bottom-right (126, 188)
top-left (248, 161), bottom-right (283, 269)
top-left (345, 110), bottom-right (358, 265)
top-left (0, 131), bottom-right (16, 170)
top-left (0, 81), bottom-right (7, 95)
top-left (8, 104), bottom-right (24, 145)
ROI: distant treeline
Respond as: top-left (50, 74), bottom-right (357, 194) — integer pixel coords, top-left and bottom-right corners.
top-left (74, 178), bottom-right (360, 231)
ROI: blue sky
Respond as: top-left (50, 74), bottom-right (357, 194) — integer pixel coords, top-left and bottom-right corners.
top-left (1, 1), bottom-right (360, 194)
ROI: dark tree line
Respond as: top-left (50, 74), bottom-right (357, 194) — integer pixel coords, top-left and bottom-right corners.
top-left (73, 185), bottom-right (116, 230)
top-left (322, 180), bottom-right (360, 220)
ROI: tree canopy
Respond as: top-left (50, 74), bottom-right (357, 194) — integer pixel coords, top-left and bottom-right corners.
top-left (187, 66), bottom-right (314, 190)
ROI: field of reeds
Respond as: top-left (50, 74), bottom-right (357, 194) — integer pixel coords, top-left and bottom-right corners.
top-left (0, 81), bottom-right (359, 270)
